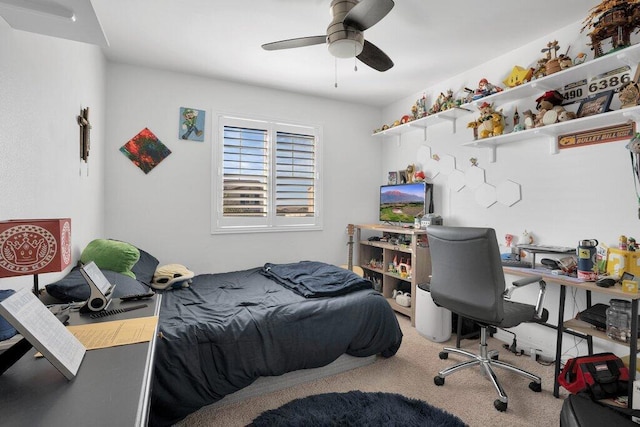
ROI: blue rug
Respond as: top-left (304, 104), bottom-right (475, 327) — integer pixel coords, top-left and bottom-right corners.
top-left (249, 390), bottom-right (467, 426)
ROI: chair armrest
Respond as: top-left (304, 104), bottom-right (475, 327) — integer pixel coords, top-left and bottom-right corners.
top-left (503, 276), bottom-right (547, 320)
top-left (512, 276), bottom-right (544, 287)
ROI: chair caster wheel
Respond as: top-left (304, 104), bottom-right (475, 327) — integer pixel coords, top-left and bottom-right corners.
top-left (494, 399), bottom-right (507, 412)
top-left (439, 351), bottom-right (449, 360)
top-left (529, 381), bottom-right (542, 392)
top-left (434, 376), bottom-right (445, 386)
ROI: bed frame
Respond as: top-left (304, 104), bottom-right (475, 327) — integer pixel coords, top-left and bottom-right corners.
top-left (210, 354), bottom-right (377, 408)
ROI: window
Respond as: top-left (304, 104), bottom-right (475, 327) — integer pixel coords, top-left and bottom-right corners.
top-left (212, 114), bottom-right (322, 233)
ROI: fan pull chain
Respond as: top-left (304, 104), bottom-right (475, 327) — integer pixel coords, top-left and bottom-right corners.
top-left (334, 57), bottom-right (338, 88)
top-left (354, 44), bottom-right (358, 72)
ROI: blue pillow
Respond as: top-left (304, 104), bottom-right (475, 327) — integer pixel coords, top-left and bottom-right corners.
top-left (131, 247), bottom-right (160, 286)
top-left (46, 266), bottom-right (150, 302)
top-left (0, 289), bottom-right (17, 341)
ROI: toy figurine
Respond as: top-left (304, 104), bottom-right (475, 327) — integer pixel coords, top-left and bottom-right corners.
top-left (472, 78), bottom-right (503, 100)
top-left (531, 57), bottom-right (548, 80)
top-left (574, 52), bottom-right (587, 65)
top-left (405, 164), bottom-right (415, 183)
top-left (557, 110), bottom-right (576, 122)
top-left (629, 237), bottom-right (637, 251)
top-left (512, 108), bottom-right (525, 132)
top-left (467, 102), bottom-right (505, 139)
top-left (441, 90), bottom-right (457, 111)
top-left (522, 110), bottom-right (535, 129)
top-left (428, 93), bottom-right (444, 114)
top-left (542, 40), bottom-right (561, 75)
top-left (413, 94), bottom-right (428, 118)
top-left (467, 120), bottom-right (479, 140)
top-left (534, 90), bottom-right (565, 127)
top-left (505, 234), bottom-right (514, 247)
top-left (521, 230), bottom-right (533, 245)
top-left (558, 54), bottom-right (573, 70)
top-left (582, 1), bottom-right (639, 57)
top-left (503, 66), bottom-right (533, 88)
top-left (619, 81), bottom-right (640, 109)
top-left (620, 235), bottom-right (628, 250)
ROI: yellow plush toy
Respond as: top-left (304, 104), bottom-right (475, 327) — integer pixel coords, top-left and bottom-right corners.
top-left (152, 264), bottom-right (194, 290)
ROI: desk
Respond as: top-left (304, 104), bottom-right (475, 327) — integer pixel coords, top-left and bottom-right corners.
top-left (504, 267), bottom-right (639, 407)
top-left (0, 295), bottom-right (162, 426)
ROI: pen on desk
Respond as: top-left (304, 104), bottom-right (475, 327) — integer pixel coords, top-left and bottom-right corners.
top-left (120, 303), bottom-right (147, 312)
top-left (89, 303), bottom-right (148, 319)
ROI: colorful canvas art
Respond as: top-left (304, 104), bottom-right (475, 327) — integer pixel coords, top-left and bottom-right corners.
top-left (120, 128), bottom-right (171, 174)
top-left (179, 107), bottom-right (205, 141)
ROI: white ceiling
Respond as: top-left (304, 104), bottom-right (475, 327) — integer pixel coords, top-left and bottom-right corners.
top-left (3, 0), bottom-right (600, 107)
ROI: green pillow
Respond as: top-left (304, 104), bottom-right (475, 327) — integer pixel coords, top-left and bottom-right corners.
top-left (80, 239), bottom-right (140, 279)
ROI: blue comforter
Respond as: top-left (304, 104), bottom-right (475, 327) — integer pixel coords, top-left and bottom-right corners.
top-left (150, 263), bottom-right (402, 426)
top-left (261, 261), bottom-right (372, 297)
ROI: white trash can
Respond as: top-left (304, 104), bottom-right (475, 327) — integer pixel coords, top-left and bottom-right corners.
top-left (415, 283), bottom-right (451, 342)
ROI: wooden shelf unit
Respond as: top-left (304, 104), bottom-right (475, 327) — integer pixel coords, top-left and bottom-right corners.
top-left (355, 224), bottom-right (431, 326)
top-left (564, 317), bottom-right (640, 349)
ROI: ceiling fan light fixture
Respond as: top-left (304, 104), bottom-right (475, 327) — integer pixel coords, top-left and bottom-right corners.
top-left (328, 38), bottom-right (363, 58)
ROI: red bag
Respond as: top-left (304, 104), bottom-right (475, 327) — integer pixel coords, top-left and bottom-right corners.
top-left (558, 352), bottom-right (629, 399)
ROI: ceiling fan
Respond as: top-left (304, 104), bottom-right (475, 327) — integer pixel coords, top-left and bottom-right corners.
top-left (262, 0), bottom-right (395, 72)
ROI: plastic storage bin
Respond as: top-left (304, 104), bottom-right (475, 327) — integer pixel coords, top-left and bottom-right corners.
top-left (415, 283), bottom-right (451, 342)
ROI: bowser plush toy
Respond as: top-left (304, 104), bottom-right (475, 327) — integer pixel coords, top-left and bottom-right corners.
top-left (152, 264), bottom-right (194, 290)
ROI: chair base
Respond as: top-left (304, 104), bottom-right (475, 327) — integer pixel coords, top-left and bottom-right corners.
top-left (434, 326), bottom-right (541, 411)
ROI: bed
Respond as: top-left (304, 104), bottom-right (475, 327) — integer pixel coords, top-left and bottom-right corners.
top-left (150, 261), bottom-right (402, 426)
top-left (45, 244), bottom-right (403, 427)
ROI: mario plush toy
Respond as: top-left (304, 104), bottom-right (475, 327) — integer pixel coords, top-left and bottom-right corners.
top-left (535, 90), bottom-right (564, 111)
top-left (152, 264), bottom-right (194, 290)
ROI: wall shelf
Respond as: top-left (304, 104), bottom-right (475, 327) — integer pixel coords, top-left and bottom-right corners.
top-left (463, 105), bottom-right (640, 162)
top-left (460, 43), bottom-right (640, 110)
top-left (372, 107), bottom-right (472, 144)
top-left (373, 43), bottom-right (640, 155)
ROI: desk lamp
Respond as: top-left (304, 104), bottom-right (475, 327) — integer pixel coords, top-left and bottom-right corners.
top-left (0, 219), bottom-right (72, 296)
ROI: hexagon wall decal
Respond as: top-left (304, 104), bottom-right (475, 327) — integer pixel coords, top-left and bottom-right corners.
top-left (497, 180), bottom-right (522, 207)
top-left (464, 166), bottom-right (485, 190)
top-left (475, 183), bottom-right (497, 208)
top-left (448, 169), bottom-right (465, 192)
top-left (424, 157), bottom-right (440, 180)
top-left (439, 154), bottom-right (456, 175)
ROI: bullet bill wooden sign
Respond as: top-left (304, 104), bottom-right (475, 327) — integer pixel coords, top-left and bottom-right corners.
top-left (558, 122), bottom-right (636, 149)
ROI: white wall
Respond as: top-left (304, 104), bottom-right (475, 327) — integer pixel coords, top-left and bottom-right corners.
top-left (104, 63), bottom-right (382, 274)
top-left (381, 20), bottom-right (638, 360)
top-left (0, 21), bottom-right (106, 291)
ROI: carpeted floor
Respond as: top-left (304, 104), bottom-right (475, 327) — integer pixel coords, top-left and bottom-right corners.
top-left (178, 314), bottom-right (567, 427)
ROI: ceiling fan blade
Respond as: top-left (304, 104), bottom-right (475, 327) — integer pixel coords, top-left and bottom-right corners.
top-left (343, 0), bottom-right (394, 31)
top-left (262, 35), bottom-right (326, 51)
top-left (357, 39), bottom-right (393, 72)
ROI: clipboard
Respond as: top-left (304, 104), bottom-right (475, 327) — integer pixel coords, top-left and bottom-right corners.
top-left (0, 288), bottom-right (85, 380)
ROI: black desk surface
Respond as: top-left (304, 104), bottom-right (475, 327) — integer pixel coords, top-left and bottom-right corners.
top-left (0, 295), bottom-right (161, 427)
